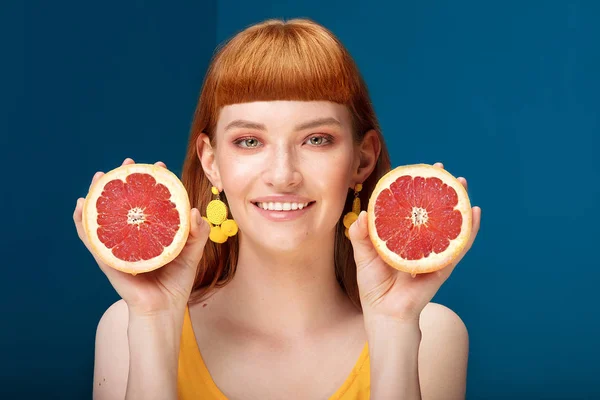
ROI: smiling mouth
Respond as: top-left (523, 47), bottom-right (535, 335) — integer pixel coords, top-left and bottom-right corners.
top-left (252, 201), bottom-right (316, 211)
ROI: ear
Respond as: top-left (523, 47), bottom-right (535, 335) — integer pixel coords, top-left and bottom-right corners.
top-left (196, 133), bottom-right (222, 189)
top-left (352, 129), bottom-right (381, 186)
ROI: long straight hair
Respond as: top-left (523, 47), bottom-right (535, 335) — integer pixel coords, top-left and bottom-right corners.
top-left (181, 18), bottom-right (391, 309)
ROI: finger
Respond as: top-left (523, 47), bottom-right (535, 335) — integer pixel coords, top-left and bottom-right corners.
top-left (177, 208), bottom-right (211, 270)
top-left (73, 197), bottom-right (97, 254)
top-left (74, 193), bottom-right (104, 264)
top-left (88, 171), bottom-right (104, 192)
top-left (466, 206), bottom-right (481, 250)
top-left (155, 161), bottom-right (167, 168)
top-left (122, 158), bottom-right (135, 165)
top-left (73, 197), bottom-right (86, 242)
top-left (348, 211), bottom-right (380, 271)
top-left (458, 177), bottom-right (468, 191)
top-left (73, 197), bottom-right (102, 265)
top-left (433, 162), bottom-right (444, 169)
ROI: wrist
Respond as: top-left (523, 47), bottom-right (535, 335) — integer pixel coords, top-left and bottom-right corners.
top-left (127, 300), bottom-right (187, 322)
top-left (127, 306), bottom-right (186, 354)
top-left (127, 310), bottom-right (183, 350)
top-left (363, 309), bottom-right (421, 329)
top-left (364, 313), bottom-right (422, 344)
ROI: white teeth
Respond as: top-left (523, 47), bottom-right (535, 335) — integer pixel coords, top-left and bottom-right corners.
top-left (255, 202), bottom-right (310, 211)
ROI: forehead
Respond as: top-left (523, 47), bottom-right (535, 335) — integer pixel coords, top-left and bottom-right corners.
top-left (216, 100), bottom-right (352, 131)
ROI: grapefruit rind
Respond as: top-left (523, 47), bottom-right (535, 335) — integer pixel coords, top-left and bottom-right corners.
top-left (367, 164), bottom-right (472, 275)
top-left (82, 163), bottom-right (191, 274)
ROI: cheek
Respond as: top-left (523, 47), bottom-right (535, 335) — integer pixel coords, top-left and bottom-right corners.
top-left (310, 149), bottom-right (353, 182)
top-left (217, 151), bottom-right (262, 185)
top-left (306, 151), bottom-right (354, 209)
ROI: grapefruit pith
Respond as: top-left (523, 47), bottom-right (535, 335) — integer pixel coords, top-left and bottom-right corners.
top-left (82, 163), bottom-right (191, 275)
top-left (367, 164), bottom-right (472, 276)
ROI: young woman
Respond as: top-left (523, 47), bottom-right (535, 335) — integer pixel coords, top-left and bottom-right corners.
top-left (74, 18), bottom-right (481, 400)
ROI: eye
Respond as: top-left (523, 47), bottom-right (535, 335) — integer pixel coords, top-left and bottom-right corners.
top-left (305, 134), bottom-right (333, 146)
top-left (234, 137), bottom-right (261, 148)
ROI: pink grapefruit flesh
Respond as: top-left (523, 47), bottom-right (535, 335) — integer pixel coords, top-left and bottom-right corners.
top-left (82, 164), bottom-right (191, 274)
top-left (367, 164), bottom-right (472, 276)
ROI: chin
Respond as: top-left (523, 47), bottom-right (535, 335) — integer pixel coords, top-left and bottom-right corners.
top-left (244, 229), bottom-right (315, 252)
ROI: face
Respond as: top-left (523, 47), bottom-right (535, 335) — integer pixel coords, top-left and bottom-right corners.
top-left (205, 100), bottom-right (358, 252)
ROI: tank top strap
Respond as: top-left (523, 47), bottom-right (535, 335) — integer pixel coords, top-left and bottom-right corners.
top-left (178, 305), bottom-right (228, 399)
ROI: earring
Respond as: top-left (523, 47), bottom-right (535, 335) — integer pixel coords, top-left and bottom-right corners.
top-left (343, 183), bottom-right (362, 238)
top-left (204, 186), bottom-right (238, 243)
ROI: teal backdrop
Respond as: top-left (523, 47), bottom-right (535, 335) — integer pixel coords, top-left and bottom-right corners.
top-left (3, 1), bottom-right (598, 398)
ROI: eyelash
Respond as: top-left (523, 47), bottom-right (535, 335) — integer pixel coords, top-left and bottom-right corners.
top-left (232, 134), bottom-right (334, 149)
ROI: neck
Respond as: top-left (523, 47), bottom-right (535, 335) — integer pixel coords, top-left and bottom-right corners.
top-left (213, 231), bottom-right (358, 338)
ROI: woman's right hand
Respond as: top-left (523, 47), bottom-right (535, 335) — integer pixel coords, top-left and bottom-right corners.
top-left (73, 158), bottom-right (211, 317)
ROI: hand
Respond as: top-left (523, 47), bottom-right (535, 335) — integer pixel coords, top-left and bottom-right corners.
top-left (349, 162), bottom-right (481, 321)
top-left (73, 158), bottom-right (211, 317)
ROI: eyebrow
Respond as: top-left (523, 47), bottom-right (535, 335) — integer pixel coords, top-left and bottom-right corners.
top-left (224, 117), bottom-right (343, 132)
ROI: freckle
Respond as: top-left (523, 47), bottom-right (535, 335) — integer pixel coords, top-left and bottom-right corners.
top-left (203, 303), bottom-right (207, 308)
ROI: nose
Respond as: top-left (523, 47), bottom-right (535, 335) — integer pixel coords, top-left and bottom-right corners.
top-left (263, 145), bottom-right (302, 190)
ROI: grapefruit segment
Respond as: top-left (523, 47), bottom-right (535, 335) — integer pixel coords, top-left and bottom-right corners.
top-left (82, 163), bottom-right (191, 275)
top-left (367, 164), bottom-right (472, 276)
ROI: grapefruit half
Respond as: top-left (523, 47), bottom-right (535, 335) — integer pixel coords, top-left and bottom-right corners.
top-left (82, 163), bottom-right (191, 275)
top-left (367, 164), bottom-right (472, 276)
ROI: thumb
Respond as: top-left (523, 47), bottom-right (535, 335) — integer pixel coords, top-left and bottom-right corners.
top-left (348, 211), bottom-right (379, 270)
top-left (178, 208), bottom-right (211, 270)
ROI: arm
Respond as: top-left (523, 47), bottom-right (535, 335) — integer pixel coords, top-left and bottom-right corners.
top-left (347, 164), bottom-right (479, 399)
top-left (93, 300), bottom-right (185, 400)
top-left (74, 160), bottom-right (211, 400)
top-left (365, 315), bottom-right (422, 399)
top-left (365, 303), bottom-right (469, 400)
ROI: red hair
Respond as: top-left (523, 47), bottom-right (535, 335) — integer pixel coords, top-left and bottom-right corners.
top-left (181, 18), bottom-right (391, 309)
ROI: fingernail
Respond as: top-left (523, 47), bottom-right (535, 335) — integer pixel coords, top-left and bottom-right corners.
top-left (195, 209), bottom-right (202, 225)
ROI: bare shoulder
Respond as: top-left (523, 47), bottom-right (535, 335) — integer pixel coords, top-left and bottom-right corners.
top-left (420, 302), bottom-right (468, 339)
top-left (93, 299), bottom-right (130, 400)
top-left (98, 299), bottom-right (129, 329)
top-left (418, 302), bottom-right (469, 400)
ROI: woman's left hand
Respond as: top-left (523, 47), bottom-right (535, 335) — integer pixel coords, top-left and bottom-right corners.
top-left (349, 162), bottom-right (481, 321)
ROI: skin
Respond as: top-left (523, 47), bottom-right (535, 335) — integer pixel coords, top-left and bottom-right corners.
top-left (74, 100), bottom-right (481, 400)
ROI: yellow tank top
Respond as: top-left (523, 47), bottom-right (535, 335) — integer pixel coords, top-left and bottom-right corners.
top-left (178, 306), bottom-right (370, 399)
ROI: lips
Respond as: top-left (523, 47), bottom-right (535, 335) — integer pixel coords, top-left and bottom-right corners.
top-left (251, 201), bottom-right (316, 221)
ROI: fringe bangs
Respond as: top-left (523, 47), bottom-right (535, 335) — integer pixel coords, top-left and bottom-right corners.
top-left (209, 20), bottom-right (359, 112)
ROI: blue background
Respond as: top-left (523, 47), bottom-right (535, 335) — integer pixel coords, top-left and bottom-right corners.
top-left (3, 1), bottom-right (598, 398)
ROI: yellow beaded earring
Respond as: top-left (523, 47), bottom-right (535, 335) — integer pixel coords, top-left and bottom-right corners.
top-left (343, 183), bottom-right (362, 238)
top-left (203, 186), bottom-right (238, 243)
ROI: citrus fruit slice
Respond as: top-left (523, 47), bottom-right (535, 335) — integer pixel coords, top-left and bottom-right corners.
top-left (82, 163), bottom-right (191, 275)
top-left (367, 164), bottom-right (472, 276)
